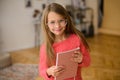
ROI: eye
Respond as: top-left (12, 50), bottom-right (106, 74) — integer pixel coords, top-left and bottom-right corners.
top-left (50, 21), bottom-right (55, 24)
top-left (59, 19), bottom-right (64, 22)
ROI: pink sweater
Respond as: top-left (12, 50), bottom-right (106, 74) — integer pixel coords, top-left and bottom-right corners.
top-left (39, 34), bottom-right (90, 80)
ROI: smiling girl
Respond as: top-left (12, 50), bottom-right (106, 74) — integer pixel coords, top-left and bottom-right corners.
top-left (39, 3), bottom-right (90, 80)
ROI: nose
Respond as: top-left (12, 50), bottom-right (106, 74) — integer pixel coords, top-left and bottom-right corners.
top-left (54, 22), bottom-right (60, 28)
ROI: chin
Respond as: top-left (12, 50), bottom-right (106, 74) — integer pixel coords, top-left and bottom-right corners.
top-left (54, 32), bottom-right (63, 36)
top-left (54, 33), bottom-right (61, 36)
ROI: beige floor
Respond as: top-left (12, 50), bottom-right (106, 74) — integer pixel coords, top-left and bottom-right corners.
top-left (10, 34), bottom-right (120, 80)
top-left (10, 47), bottom-right (40, 64)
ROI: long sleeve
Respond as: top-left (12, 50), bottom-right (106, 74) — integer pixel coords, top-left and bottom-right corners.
top-left (39, 34), bottom-right (90, 80)
top-left (78, 39), bottom-right (91, 67)
top-left (39, 45), bottom-right (52, 80)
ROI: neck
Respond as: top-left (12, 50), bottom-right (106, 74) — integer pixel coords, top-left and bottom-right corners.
top-left (55, 34), bottom-right (68, 42)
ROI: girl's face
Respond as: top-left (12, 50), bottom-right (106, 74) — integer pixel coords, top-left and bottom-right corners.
top-left (47, 12), bottom-right (67, 36)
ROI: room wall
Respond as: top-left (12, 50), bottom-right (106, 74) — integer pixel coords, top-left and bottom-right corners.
top-left (0, 0), bottom-right (46, 52)
top-left (86, 0), bottom-right (98, 35)
top-left (99, 0), bottom-right (120, 36)
top-left (0, 0), bottom-right (98, 52)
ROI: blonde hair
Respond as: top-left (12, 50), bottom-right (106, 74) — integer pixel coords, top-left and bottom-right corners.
top-left (41, 3), bottom-right (89, 66)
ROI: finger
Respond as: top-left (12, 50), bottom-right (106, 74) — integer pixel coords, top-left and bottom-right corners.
top-left (77, 56), bottom-right (83, 63)
top-left (54, 66), bottom-right (64, 73)
top-left (74, 51), bottom-right (81, 56)
top-left (53, 67), bottom-right (65, 77)
top-left (73, 56), bottom-right (83, 63)
top-left (73, 53), bottom-right (81, 58)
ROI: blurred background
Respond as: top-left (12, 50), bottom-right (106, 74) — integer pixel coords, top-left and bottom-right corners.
top-left (0, 0), bottom-right (120, 80)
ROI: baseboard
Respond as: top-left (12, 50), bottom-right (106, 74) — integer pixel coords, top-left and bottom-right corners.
top-left (2, 45), bottom-right (34, 53)
top-left (99, 28), bottom-right (120, 36)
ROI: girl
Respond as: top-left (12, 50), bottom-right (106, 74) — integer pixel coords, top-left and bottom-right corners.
top-left (39, 3), bottom-right (90, 80)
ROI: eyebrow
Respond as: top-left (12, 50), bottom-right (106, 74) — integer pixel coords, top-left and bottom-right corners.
top-left (48, 18), bottom-right (65, 21)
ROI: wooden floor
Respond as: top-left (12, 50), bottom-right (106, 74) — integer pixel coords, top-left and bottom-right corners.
top-left (9, 34), bottom-right (120, 80)
top-left (10, 47), bottom-right (40, 64)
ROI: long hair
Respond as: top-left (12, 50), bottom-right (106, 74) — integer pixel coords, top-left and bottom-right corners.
top-left (41, 3), bottom-right (89, 67)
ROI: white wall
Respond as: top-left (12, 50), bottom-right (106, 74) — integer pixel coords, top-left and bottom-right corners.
top-left (55, 0), bottom-right (71, 6)
top-left (0, 0), bottom-right (98, 52)
top-left (0, 0), bottom-right (47, 52)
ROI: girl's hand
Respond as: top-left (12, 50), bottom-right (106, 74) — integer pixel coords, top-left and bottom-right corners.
top-left (46, 66), bottom-right (64, 77)
top-left (73, 51), bottom-right (83, 63)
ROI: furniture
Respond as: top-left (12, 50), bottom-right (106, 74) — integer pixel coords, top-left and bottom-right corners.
top-left (74, 7), bottom-right (94, 37)
top-left (0, 53), bottom-right (12, 69)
